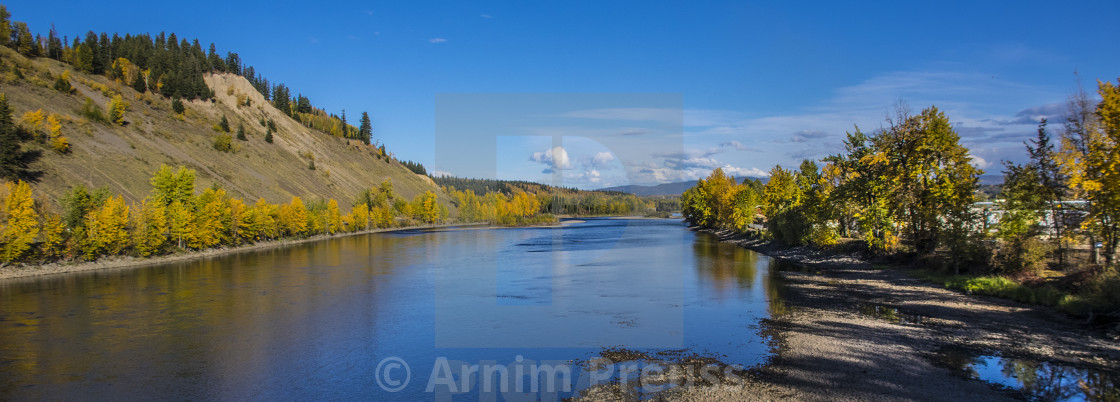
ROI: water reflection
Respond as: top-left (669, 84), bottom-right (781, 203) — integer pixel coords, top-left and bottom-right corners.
top-left (936, 348), bottom-right (1120, 401)
top-left (0, 219), bottom-right (784, 399)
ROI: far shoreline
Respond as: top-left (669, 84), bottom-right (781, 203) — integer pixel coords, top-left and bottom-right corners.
top-left (0, 222), bottom-right (492, 282)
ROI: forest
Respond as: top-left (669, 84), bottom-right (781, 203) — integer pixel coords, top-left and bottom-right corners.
top-left (0, 5), bottom-right (374, 144)
top-left (0, 158), bottom-right (448, 264)
top-left (682, 80), bottom-right (1120, 319)
top-left (436, 176), bottom-right (655, 224)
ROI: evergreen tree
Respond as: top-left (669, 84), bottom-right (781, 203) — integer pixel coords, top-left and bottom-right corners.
top-left (171, 98), bottom-right (185, 114)
top-left (219, 115), bottom-right (230, 132)
top-left (360, 112), bottom-right (372, 145)
top-left (272, 84), bottom-right (291, 116)
top-left (131, 72), bottom-right (147, 93)
top-left (1025, 119), bottom-right (1070, 268)
top-left (296, 94), bottom-right (311, 114)
top-left (0, 6), bottom-right (10, 47)
top-left (47, 24), bottom-right (63, 60)
top-left (340, 109), bottom-right (348, 138)
top-left (0, 95), bottom-right (43, 182)
top-left (236, 122), bottom-right (246, 141)
top-left (14, 22), bottom-right (37, 56)
top-left (264, 127), bottom-right (273, 143)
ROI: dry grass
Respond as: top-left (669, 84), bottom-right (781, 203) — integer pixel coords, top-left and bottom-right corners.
top-left (0, 47), bottom-right (447, 209)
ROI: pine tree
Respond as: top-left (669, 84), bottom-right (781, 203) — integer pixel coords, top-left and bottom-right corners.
top-left (340, 110), bottom-right (348, 139)
top-left (0, 6), bottom-right (10, 48)
top-left (264, 127), bottom-right (274, 143)
top-left (236, 122), bottom-right (247, 141)
top-left (131, 72), bottom-right (147, 93)
top-left (0, 95), bottom-right (43, 182)
top-left (171, 98), bottom-right (185, 114)
top-left (13, 22), bottom-right (37, 57)
top-left (219, 115), bottom-right (230, 132)
top-left (360, 112), bottom-right (372, 145)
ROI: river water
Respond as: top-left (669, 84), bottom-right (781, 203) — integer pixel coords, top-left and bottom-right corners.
top-left (0, 218), bottom-right (786, 400)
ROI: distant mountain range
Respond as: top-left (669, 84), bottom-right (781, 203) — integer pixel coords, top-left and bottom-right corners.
top-left (599, 177), bottom-right (765, 196)
top-left (598, 181), bottom-right (697, 196)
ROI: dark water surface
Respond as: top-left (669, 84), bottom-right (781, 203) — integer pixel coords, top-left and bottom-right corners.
top-left (0, 218), bottom-right (786, 400)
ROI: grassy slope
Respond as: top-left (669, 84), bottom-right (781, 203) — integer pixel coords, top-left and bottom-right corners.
top-left (0, 46), bottom-right (447, 209)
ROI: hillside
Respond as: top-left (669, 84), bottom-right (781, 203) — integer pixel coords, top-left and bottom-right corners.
top-left (0, 46), bottom-right (444, 208)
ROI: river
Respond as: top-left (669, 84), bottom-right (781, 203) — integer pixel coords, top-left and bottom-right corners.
top-left (0, 218), bottom-right (787, 400)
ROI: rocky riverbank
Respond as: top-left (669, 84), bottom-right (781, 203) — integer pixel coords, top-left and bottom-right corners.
top-left (578, 228), bottom-right (1120, 401)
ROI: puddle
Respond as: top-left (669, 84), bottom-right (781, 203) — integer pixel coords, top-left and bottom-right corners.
top-left (934, 348), bottom-right (1119, 401)
top-left (857, 304), bottom-right (926, 325)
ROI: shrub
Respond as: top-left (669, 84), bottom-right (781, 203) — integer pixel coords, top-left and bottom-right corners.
top-left (212, 134), bottom-right (232, 152)
top-left (171, 98), bottom-right (185, 115)
top-left (79, 97), bottom-right (106, 123)
top-left (107, 94), bottom-right (126, 125)
top-left (51, 136), bottom-right (71, 153)
top-left (53, 76), bottom-right (72, 93)
top-left (993, 236), bottom-right (1052, 277)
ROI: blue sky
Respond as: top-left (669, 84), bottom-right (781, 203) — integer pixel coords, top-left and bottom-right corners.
top-left (9, 1), bottom-right (1120, 188)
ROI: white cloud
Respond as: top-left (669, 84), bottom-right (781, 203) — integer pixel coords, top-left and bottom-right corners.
top-left (970, 155), bottom-right (991, 169)
top-left (585, 169), bottom-right (601, 183)
top-left (429, 38), bottom-right (447, 43)
top-left (430, 170), bottom-right (454, 177)
top-left (480, 14), bottom-right (493, 18)
top-left (591, 151), bottom-right (615, 167)
top-left (530, 146), bottom-right (572, 171)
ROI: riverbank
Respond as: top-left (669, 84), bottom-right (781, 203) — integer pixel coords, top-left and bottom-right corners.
top-left (680, 228), bottom-right (1119, 400)
top-left (0, 222), bottom-right (490, 282)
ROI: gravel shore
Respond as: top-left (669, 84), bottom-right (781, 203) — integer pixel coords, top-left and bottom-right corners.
top-left (579, 228), bottom-right (1120, 401)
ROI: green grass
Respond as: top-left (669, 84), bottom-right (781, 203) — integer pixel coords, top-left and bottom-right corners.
top-left (913, 269), bottom-right (1092, 316)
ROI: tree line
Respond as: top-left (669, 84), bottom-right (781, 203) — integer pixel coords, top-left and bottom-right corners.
top-left (684, 79), bottom-right (1120, 275)
top-left (0, 164), bottom-right (448, 265)
top-left (0, 5), bottom-right (374, 144)
top-left (440, 176), bottom-right (655, 225)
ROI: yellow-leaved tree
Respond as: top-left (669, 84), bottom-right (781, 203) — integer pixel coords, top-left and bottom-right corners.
top-left (107, 94), bottom-right (126, 125)
top-left (190, 188), bottom-right (231, 249)
top-left (246, 198), bottom-right (278, 241)
top-left (166, 200), bottom-right (193, 249)
top-left (131, 199), bottom-right (167, 257)
top-left (279, 196), bottom-right (308, 236)
top-left (40, 211), bottom-right (65, 259)
top-left (81, 195), bottom-right (129, 259)
top-left (1, 180), bottom-right (40, 263)
top-left (326, 199), bottom-right (342, 234)
top-left (228, 198), bottom-right (248, 244)
top-left (1060, 79), bottom-right (1120, 264)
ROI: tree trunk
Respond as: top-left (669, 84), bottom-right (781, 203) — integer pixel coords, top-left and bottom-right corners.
top-left (1090, 234), bottom-right (1100, 265)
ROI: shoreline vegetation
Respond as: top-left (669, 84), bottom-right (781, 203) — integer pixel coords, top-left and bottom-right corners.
top-left (680, 88), bottom-right (1120, 323)
top-left (645, 226), bottom-right (1120, 401)
top-left (0, 222), bottom-right (489, 282)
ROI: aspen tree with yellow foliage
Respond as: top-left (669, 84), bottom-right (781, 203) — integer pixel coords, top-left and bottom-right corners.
top-left (0, 180), bottom-right (39, 263)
